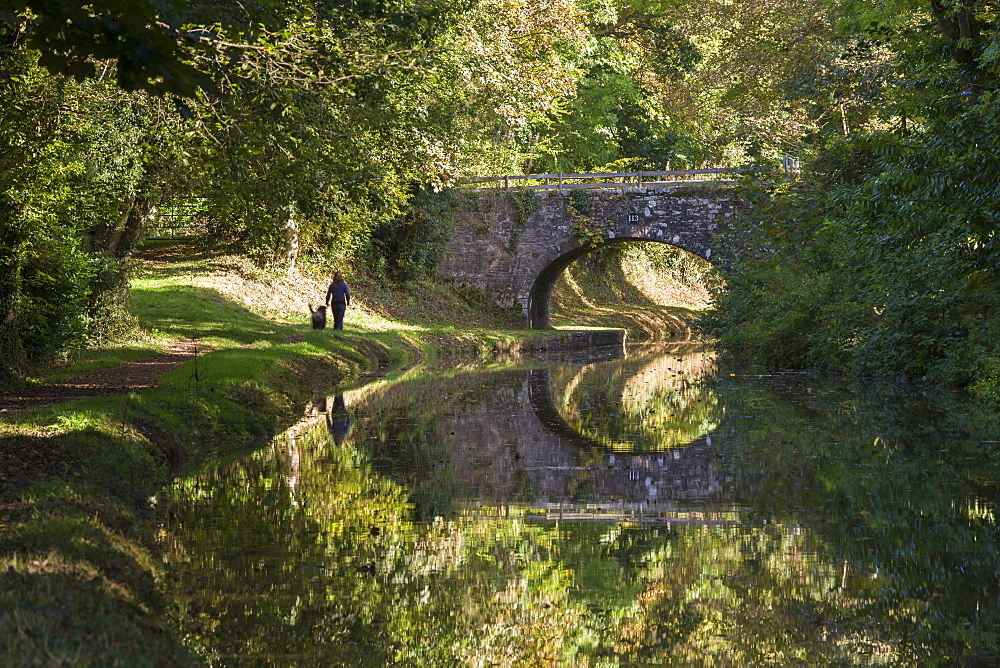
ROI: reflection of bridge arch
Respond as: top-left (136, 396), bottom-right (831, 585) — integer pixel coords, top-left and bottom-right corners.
top-left (313, 353), bottom-right (730, 506)
top-left (527, 368), bottom-right (605, 450)
top-left (526, 368), bottom-right (726, 503)
top-left (528, 365), bottom-right (717, 456)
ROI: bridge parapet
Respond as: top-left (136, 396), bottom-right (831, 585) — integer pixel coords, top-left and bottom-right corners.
top-left (459, 168), bottom-right (744, 192)
top-left (439, 184), bottom-right (749, 328)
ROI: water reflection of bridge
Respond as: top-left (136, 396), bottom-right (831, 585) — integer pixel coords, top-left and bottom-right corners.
top-left (307, 347), bottom-right (734, 507)
top-left (515, 350), bottom-right (730, 505)
top-left (510, 435), bottom-right (730, 506)
top-left (448, 359), bottom-right (729, 506)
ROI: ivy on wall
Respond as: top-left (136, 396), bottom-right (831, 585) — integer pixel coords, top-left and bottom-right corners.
top-left (507, 189), bottom-right (536, 252)
top-left (566, 190), bottom-right (613, 247)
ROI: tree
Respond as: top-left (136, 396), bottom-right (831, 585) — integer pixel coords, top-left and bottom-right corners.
top-left (0, 0), bottom-right (218, 95)
top-left (705, 0), bottom-right (1000, 393)
top-left (0, 46), bottom-right (182, 379)
top-left (0, 0), bottom-right (470, 380)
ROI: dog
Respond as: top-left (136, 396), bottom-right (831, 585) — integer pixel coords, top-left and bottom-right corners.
top-left (309, 303), bottom-right (327, 330)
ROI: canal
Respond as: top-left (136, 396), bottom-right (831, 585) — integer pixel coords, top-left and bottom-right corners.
top-left (155, 344), bottom-right (1000, 665)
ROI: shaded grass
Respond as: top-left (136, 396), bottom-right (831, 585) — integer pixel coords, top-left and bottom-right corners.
top-left (32, 344), bottom-right (173, 384)
top-left (0, 481), bottom-right (194, 665)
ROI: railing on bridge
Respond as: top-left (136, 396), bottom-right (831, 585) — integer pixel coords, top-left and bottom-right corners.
top-left (459, 168), bottom-right (744, 192)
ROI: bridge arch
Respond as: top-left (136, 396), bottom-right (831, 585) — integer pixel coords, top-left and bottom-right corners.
top-left (526, 237), bottom-right (713, 328)
top-left (438, 186), bottom-right (748, 328)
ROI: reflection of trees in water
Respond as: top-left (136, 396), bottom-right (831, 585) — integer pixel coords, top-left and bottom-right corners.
top-left (161, 423), bottom-right (882, 665)
top-left (159, 427), bottom-right (587, 665)
top-left (158, 357), bottom-right (1000, 665)
top-left (551, 346), bottom-right (719, 451)
top-left (710, 372), bottom-right (1000, 664)
top-left (562, 520), bottom-right (892, 664)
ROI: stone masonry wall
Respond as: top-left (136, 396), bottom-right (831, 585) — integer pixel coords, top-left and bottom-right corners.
top-left (438, 187), bottom-right (747, 327)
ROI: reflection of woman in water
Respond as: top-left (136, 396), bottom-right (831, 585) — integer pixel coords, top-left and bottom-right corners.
top-left (326, 394), bottom-right (352, 446)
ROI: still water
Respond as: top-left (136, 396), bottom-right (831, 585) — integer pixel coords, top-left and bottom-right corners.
top-left (156, 345), bottom-right (1000, 665)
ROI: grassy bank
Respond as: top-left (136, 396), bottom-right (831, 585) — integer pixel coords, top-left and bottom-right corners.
top-left (0, 243), bottom-right (575, 665)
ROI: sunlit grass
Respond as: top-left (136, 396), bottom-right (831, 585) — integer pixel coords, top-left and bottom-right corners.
top-left (131, 281), bottom-right (289, 347)
top-left (549, 243), bottom-right (717, 341)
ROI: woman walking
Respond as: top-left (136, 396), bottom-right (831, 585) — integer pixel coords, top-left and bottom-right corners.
top-left (325, 271), bottom-right (351, 330)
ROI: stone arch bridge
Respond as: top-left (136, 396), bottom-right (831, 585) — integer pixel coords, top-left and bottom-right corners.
top-left (438, 180), bottom-right (749, 328)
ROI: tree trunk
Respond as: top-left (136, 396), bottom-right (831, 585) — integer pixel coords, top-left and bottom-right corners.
top-left (929, 0), bottom-right (988, 89)
top-left (0, 200), bottom-right (26, 383)
top-left (93, 196), bottom-right (151, 258)
top-left (90, 197), bottom-right (153, 260)
top-left (112, 196), bottom-right (151, 258)
top-left (285, 203), bottom-right (300, 272)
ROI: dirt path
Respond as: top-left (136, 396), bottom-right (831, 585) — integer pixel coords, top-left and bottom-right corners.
top-left (0, 339), bottom-right (205, 415)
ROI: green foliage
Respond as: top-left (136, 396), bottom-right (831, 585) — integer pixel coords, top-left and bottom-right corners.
top-left (16, 233), bottom-right (95, 361)
top-left (709, 131), bottom-right (1000, 390)
top-left (567, 208), bottom-right (608, 248)
top-left (6, 0), bottom-right (998, 399)
top-left (505, 189), bottom-right (536, 252)
top-left (568, 188), bottom-right (593, 214)
top-left (82, 255), bottom-right (136, 343)
top-left (707, 154), bottom-right (1000, 381)
top-left (703, 0), bottom-right (1000, 394)
top-left (705, 251), bottom-right (871, 371)
top-left (0, 51), bottom-right (160, 376)
top-left (365, 187), bottom-right (460, 283)
top-left (564, 189), bottom-right (610, 246)
top-left (971, 352), bottom-right (1000, 405)
top-left (528, 0), bottom-right (707, 171)
top-left (0, 0), bottom-right (216, 96)
top-left (513, 188), bottom-right (537, 224)
top-left (0, 0), bottom-right (479, 379)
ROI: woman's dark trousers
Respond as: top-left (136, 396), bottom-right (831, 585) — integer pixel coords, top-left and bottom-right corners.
top-left (332, 303), bottom-right (346, 330)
